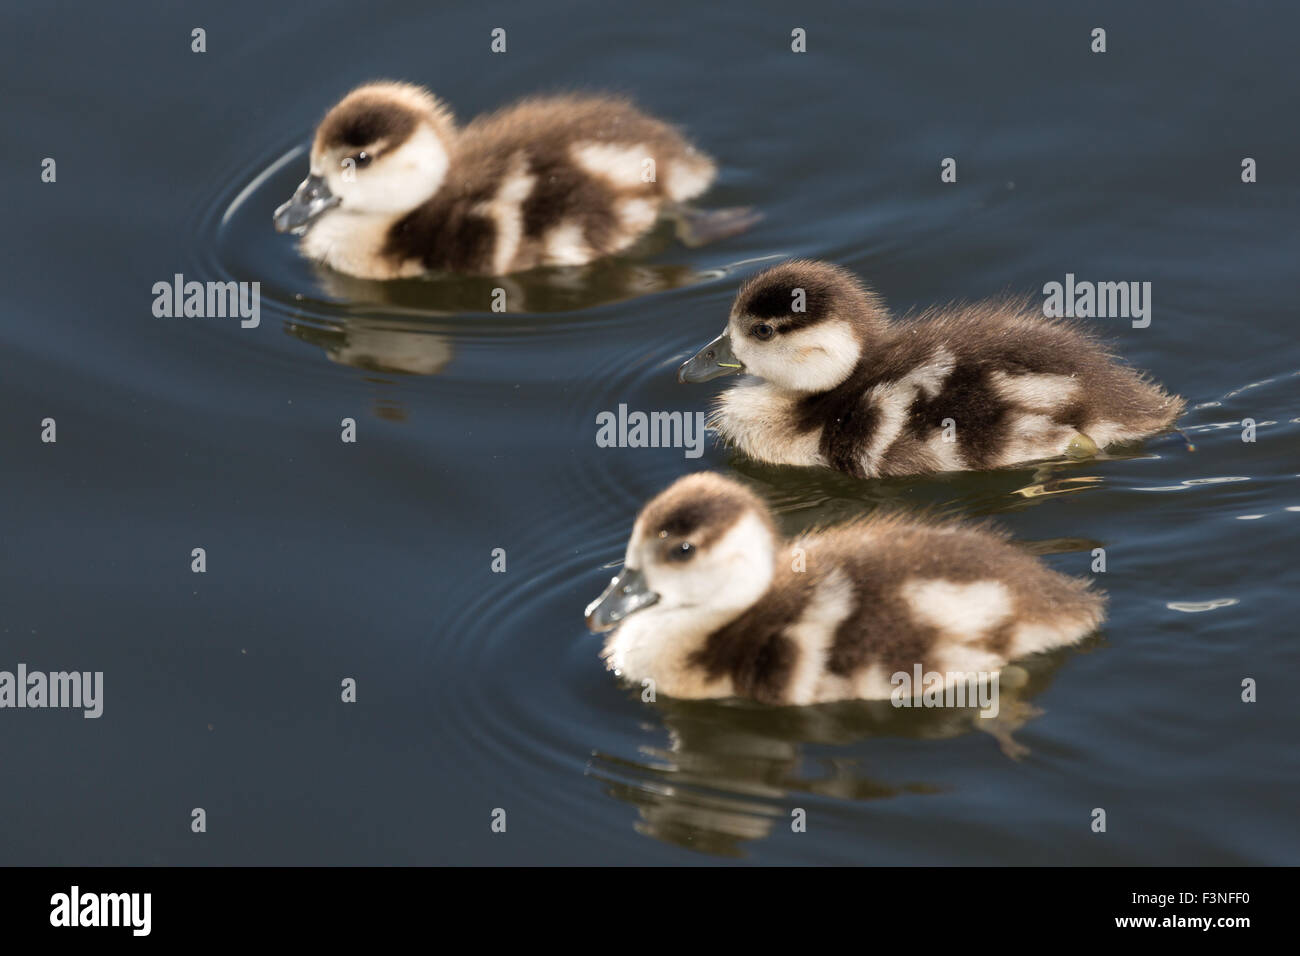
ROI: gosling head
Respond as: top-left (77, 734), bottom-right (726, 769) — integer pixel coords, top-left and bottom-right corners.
top-left (585, 473), bottom-right (777, 633)
top-left (274, 82), bottom-right (456, 235)
top-left (678, 259), bottom-right (889, 392)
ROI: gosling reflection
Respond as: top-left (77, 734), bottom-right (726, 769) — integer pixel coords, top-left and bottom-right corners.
top-left (308, 253), bottom-right (709, 314)
top-left (286, 257), bottom-right (721, 389)
top-left (287, 316), bottom-right (453, 376)
top-left (590, 649), bottom-right (1088, 857)
top-left (727, 454), bottom-right (1139, 521)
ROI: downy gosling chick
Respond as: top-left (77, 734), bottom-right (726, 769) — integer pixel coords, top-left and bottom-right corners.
top-left (678, 260), bottom-right (1185, 478)
top-left (274, 82), bottom-right (749, 278)
top-left (586, 472), bottom-right (1104, 705)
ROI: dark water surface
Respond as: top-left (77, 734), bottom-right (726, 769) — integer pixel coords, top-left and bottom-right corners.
top-left (2, 1), bottom-right (1296, 864)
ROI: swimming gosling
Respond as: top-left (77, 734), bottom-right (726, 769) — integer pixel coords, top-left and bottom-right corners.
top-left (274, 82), bottom-right (753, 278)
top-left (678, 260), bottom-right (1184, 478)
top-left (586, 472), bottom-right (1104, 704)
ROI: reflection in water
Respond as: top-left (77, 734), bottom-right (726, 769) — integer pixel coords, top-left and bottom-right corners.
top-left (726, 456), bottom-right (1113, 527)
top-left (307, 243), bottom-right (714, 314)
top-left (280, 256), bottom-right (717, 389)
top-left (284, 315), bottom-right (455, 422)
top-left (725, 440), bottom-right (1194, 524)
top-left (589, 647), bottom-right (1091, 857)
top-left (283, 257), bottom-right (714, 370)
top-left (288, 316), bottom-right (453, 377)
top-left (1012, 473), bottom-right (1104, 499)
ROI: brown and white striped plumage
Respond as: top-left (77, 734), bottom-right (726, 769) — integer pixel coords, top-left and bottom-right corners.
top-left (590, 472), bottom-right (1104, 705)
top-left (689, 260), bottom-right (1184, 478)
top-left (289, 82), bottom-right (716, 278)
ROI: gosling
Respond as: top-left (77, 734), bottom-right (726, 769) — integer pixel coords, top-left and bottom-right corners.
top-left (678, 260), bottom-right (1184, 478)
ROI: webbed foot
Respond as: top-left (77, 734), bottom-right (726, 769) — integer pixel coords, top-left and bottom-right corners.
top-left (671, 204), bottom-right (763, 247)
top-left (1065, 431), bottom-right (1099, 459)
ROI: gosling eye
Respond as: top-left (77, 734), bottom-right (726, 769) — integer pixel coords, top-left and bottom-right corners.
top-left (752, 323), bottom-right (774, 341)
top-left (667, 541), bottom-right (695, 563)
top-left (350, 150), bottom-right (373, 169)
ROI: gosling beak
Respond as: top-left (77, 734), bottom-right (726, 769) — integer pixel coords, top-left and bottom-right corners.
top-left (677, 331), bottom-right (744, 384)
top-left (584, 566), bottom-right (660, 633)
top-left (273, 173), bottom-right (340, 235)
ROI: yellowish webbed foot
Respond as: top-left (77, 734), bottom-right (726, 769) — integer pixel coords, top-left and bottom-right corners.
top-left (1065, 432), bottom-right (1099, 459)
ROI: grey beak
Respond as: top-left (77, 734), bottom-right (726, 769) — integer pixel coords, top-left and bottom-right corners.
top-left (585, 566), bottom-right (660, 633)
top-left (677, 331), bottom-right (745, 384)
top-left (273, 173), bottom-right (340, 235)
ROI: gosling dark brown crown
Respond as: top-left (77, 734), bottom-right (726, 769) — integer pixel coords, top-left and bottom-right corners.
top-left (635, 473), bottom-right (772, 552)
top-left (319, 100), bottom-right (417, 151)
top-left (733, 259), bottom-right (887, 337)
top-left (312, 83), bottom-right (450, 159)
